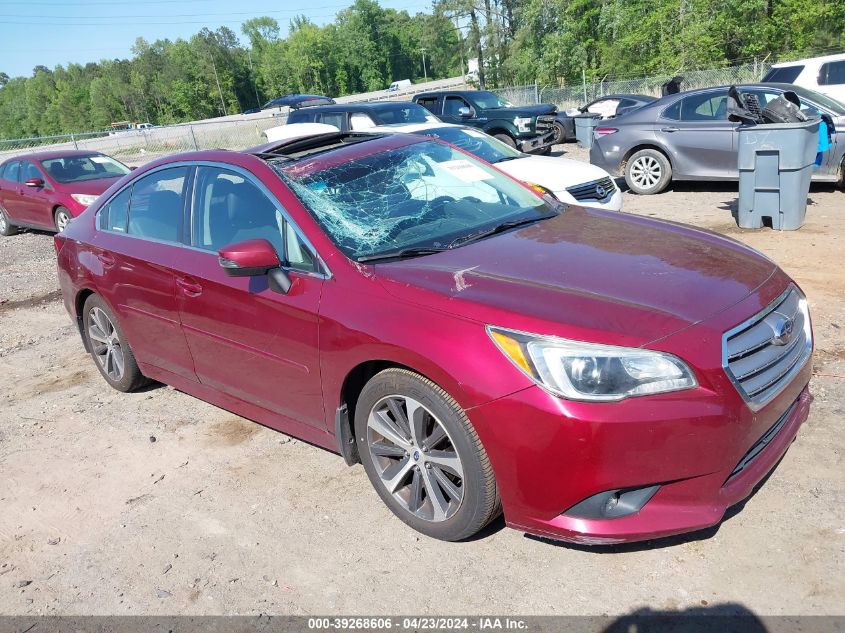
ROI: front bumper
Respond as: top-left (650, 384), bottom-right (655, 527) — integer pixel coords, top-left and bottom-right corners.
top-left (518, 130), bottom-right (556, 153)
top-left (466, 287), bottom-right (814, 545)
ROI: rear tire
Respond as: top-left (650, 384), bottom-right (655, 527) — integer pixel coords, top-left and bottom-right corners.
top-left (493, 133), bottom-right (517, 149)
top-left (552, 121), bottom-right (567, 144)
top-left (54, 206), bottom-right (72, 232)
top-left (82, 294), bottom-right (148, 392)
top-left (355, 368), bottom-right (500, 541)
top-left (624, 148), bottom-right (672, 195)
top-left (0, 207), bottom-right (19, 236)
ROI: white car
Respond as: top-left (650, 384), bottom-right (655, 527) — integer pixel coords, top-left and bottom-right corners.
top-left (373, 122), bottom-right (622, 211)
top-left (263, 122), bottom-right (339, 143)
top-left (763, 53), bottom-right (845, 104)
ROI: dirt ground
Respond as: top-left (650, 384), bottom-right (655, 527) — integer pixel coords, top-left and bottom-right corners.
top-left (1, 145), bottom-right (843, 618)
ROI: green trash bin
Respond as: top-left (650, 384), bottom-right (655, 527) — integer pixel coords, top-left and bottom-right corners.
top-left (574, 113), bottom-right (601, 150)
top-left (737, 119), bottom-right (819, 230)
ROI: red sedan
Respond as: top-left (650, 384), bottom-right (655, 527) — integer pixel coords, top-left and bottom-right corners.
top-left (0, 150), bottom-right (131, 235)
top-left (55, 132), bottom-right (813, 543)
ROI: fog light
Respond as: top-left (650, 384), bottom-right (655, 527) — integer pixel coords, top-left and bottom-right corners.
top-left (563, 485), bottom-right (660, 519)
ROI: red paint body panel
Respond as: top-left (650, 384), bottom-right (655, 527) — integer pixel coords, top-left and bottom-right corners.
top-left (0, 150), bottom-right (127, 230)
top-left (55, 145), bottom-right (814, 545)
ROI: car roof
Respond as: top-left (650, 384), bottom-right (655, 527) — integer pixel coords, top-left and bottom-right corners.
top-left (291, 101), bottom-right (421, 113)
top-left (0, 149), bottom-right (106, 165)
top-left (592, 93), bottom-right (657, 101)
top-left (375, 122), bottom-right (460, 133)
top-left (414, 90), bottom-right (486, 98)
top-left (771, 53), bottom-right (845, 67)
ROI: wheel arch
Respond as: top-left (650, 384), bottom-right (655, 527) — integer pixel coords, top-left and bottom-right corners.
top-left (335, 359), bottom-right (456, 466)
top-left (73, 287), bottom-right (98, 352)
top-left (621, 144), bottom-right (674, 172)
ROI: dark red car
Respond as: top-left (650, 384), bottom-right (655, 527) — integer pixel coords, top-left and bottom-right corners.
top-left (55, 132), bottom-right (814, 544)
top-left (0, 150), bottom-right (131, 235)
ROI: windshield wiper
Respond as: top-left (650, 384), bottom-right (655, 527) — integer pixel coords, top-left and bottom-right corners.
top-left (357, 246), bottom-right (448, 263)
top-left (449, 214), bottom-right (555, 248)
top-left (493, 156), bottom-right (522, 163)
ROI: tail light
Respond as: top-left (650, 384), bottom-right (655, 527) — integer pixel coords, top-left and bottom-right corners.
top-left (594, 127), bottom-right (618, 138)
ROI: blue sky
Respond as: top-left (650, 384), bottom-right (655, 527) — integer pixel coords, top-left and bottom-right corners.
top-left (0, 0), bottom-right (434, 78)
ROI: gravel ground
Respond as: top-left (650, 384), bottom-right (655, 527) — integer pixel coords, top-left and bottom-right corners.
top-left (1, 145), bottom-right (843, 617)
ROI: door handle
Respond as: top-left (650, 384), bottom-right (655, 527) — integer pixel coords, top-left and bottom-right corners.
top-left (97, 252), bottom-right (115, 268)
top-left (661, 126), bottom-right (679, 133)
top-left (176, 276), bottom-right (203, 297)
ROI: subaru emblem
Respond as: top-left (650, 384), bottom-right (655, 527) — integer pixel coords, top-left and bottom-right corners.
top-left (770, 316), bottom-right (795, 346)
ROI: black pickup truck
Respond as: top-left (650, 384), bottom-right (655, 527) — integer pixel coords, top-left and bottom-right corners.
top-left (412, 90), bottom-right (559, 153)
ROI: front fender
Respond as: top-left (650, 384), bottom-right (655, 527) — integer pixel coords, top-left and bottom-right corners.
top-left (481, 120), bottom-right (519, 138)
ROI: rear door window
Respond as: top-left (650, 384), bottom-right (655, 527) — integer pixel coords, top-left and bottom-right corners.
top-left (819, 60), bottom-right (845, 85)
top-left (762, 65), bottom-right (804, 84)
top-left (416, 97), bottom-right (438, 114)
top-left (664, 93), bottom-right (727, 121)
top-left (126, 167), bottom-right (188, 242)
top-left (2, 161), bottom-right (20, 182)
top-left (317, 112), bottom-right (346, 130)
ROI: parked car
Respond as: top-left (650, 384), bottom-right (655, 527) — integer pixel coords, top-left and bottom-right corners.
top-left (412, 90), bottom-right (559, 152)
top-left (388, 79), bottom-right (412, 92)
top-left (554, 94), bottom-right (658, 142)
top-left (0, 150), bottom-right (131, 235)
top-left (374, 121), bottom-right (622, 210)
top-left (287, 101), bottom-right (439, 130)
top-left (590, 83), bottom-right (845, 194)
top-left (244, 94), bottom-right (335, 114)
top-left (56, 131), bottom-right (813, 544)
top-left (763, 53), bottom-right (845, 104)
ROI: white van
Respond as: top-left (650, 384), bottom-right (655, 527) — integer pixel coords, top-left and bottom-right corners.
top-left (387, 79), bottom-right (412, 93)
top-left (763, 53), bottom-right (845, 104)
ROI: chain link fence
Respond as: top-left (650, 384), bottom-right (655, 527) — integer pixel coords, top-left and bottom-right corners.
top-left (0, 114), bottom-right (290, 168)
top-left (491, 63), bottom-right (771, 109)
top-left (0, 64), bottom-right (772, 166)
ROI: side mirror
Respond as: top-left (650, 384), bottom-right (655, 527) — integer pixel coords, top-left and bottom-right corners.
top-left (218, 239), bottom-right (281, 277)
top-left (25, 177), bottom-right (44, 188)
top-left (457, 106), bottom-right (473, 118)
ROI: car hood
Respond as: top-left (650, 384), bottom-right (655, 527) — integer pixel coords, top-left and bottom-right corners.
top-left (495, 155), bottom-right (613, 196)
top-left (375, 208), bottom-right (777, 347)
top-left (486, 104), bottom-right (556, 117)
top-left (57, 175), bottom-right (125, 195)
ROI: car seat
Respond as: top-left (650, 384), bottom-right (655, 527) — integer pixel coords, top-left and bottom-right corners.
top-left (128, 189), bottom-right (181, 241)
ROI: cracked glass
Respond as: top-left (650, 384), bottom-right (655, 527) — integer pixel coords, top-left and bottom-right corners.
top-left (275, 139), bottom-right (557, 260)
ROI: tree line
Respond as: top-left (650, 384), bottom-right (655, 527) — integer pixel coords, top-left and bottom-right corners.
top-left (0, 0), bottom-right (843, 139)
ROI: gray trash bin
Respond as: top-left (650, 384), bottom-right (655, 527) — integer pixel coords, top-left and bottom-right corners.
top-left (574, 113), bottom-right (601, 150)
top-left (737, 119), bottom-right (819, 230)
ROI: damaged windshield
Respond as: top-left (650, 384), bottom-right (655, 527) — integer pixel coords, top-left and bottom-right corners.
top-left (276, 139), bottom-right (556, 261)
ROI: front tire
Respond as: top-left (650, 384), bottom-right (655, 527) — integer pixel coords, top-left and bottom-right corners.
top-left (54, 206), bottom-right (72, 232)
top-left (493, 133), bottom-right (517, 149)
top-left (625, 148), bottom-right (672, 194)
top-left (355, 368), bottom-right (500, 541)
top-left (0, 207), bottom-right (19, 236)
top-left (82, 294), bottom-right (148, 392)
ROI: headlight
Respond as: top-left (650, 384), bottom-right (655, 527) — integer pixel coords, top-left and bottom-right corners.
top-left (514, 116), bottom-right (532, 133)
top-left (71, 194), bottom-right (99, 206)
top-left (487, 326), bottom-right (697, 402)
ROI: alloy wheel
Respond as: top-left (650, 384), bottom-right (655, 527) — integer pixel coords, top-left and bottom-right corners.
top-left (88, 306), bottom-right (125, 381)
top-left (56, 210), bottom-right (72, 232)
top-left (366, 395), bottom-right (464, 522)
top-left (630, 155), bottom-right (662, 190)
top-left (0, 211), bottom-right (7, 233)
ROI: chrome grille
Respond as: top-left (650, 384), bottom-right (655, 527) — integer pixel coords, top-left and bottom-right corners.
top-left (536, 114), bottom-right (556, 133)
top-left (723, 287), bottom-right (812, 410)
top-left (566, 176), bottom-right (616, 202)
